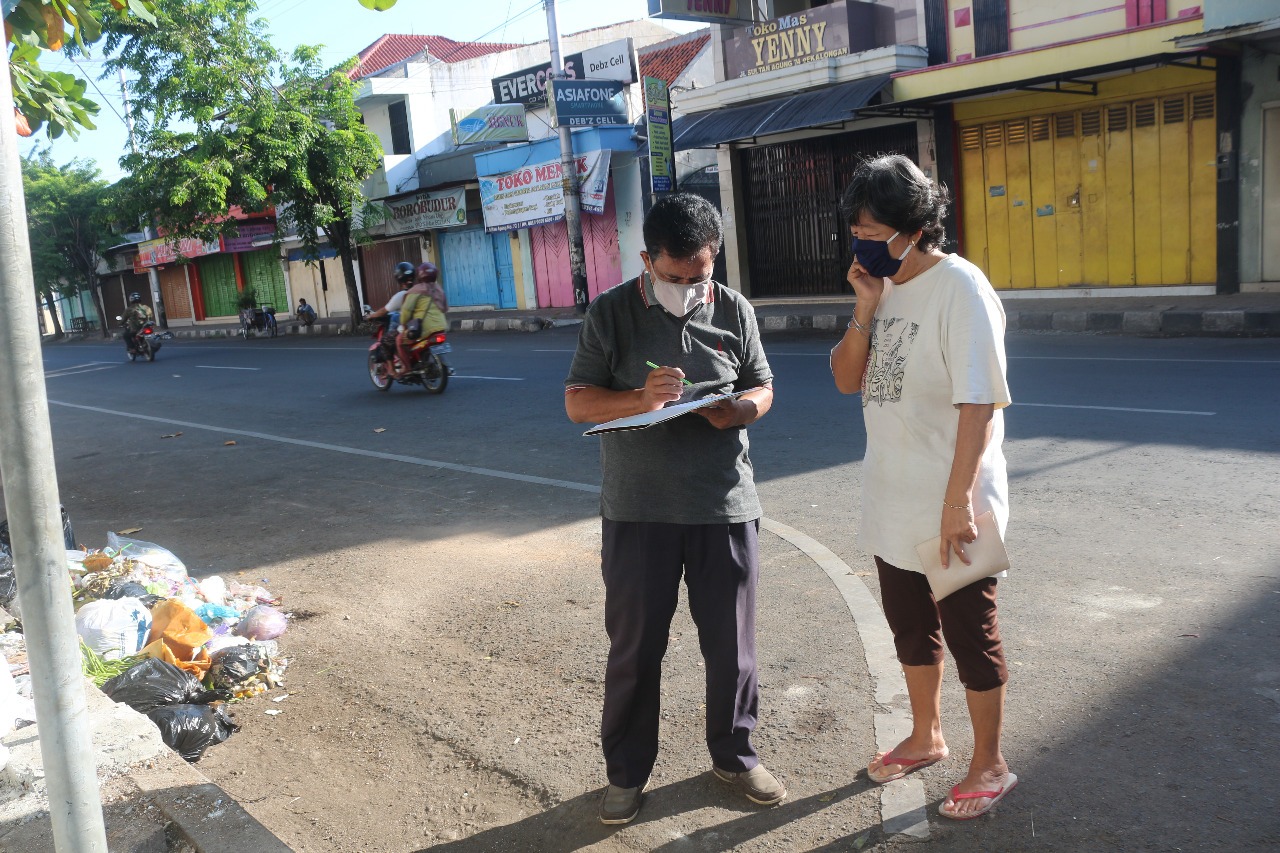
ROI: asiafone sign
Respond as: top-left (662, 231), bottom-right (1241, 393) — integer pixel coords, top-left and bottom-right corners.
top-left (385, 187), bottom-right (468, 235)
top-left (478, 150), bottom-right (611, 233)
top-left (135, 235), bottom-right (220, 269)
top-left (450, 104), bottom-right (529, 146)
top-left (548, 80), bottom-right (628, 128)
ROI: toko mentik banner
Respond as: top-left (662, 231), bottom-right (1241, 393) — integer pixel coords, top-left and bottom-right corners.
top-left (384, 187), bottom-right (469, 235)
top-left (478, 150), bottom-right (611, 234)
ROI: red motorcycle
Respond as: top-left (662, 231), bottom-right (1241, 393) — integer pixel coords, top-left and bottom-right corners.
top-left (367, 320), bottom-right (450, 394)
top-left (117, 316), bottom-right (162, 362)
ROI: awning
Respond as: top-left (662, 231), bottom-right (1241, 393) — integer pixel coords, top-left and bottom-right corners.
top-left (417, 141), bottom-right (508, 190)
top-left (671, 75), bottom-right (889, 150)
top-left (1173, 16), bottom-right (1280, 53)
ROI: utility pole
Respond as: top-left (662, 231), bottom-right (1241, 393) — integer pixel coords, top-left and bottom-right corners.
top-left (544, 0), bottom-right (590, 314)
top-left (0, 49), bottom-right (111, 853)
top-left (119, 69), bottom-right (168, 329)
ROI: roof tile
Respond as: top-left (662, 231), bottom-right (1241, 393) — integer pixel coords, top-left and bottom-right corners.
top-left (638, 32), bottom-right (710, 86)
top-left (350, 34), bottom-right (521, 80)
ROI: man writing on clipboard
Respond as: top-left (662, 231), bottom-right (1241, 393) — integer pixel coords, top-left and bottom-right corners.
top-left (564, 193), bottom-right (778, 825)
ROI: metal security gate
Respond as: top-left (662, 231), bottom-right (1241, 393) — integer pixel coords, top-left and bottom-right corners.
top-left (740, 123), bottom-right (919, 297)
top-left (439, 227), bottom-right (516, 309)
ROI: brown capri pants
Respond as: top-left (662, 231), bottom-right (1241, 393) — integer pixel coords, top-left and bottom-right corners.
top-left (876, 557), bottom-right (1008, 692)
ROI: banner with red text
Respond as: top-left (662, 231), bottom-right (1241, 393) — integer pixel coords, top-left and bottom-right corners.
top-left (477, 149), bottom-right (611, 234)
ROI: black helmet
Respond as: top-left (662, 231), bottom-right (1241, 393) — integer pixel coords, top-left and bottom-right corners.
top-left (128, 292), bottom-right (142, 303)
top-left (415, 262), bottom-right (438, 284)
top-left (394, 261), bottom-right (416, 284)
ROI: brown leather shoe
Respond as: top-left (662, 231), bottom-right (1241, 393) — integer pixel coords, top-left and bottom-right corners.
top-left (713, 764), bottom-right (787, 806)
top-left (599, 780), bottom-right (647, 825)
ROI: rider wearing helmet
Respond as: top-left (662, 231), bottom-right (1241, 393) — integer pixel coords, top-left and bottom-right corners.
top-left (121, 292), bottom-right (154, 351)
top-left (363, 262), bottom-right (417, 361)
top-left (396, 262), bottom-right (450, 370)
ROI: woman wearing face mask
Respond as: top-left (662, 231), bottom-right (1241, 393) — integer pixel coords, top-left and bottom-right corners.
top-left (830, 154), bottom-right (1016, 820)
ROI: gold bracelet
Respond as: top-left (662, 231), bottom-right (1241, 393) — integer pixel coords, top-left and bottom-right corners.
top-left (942, 500), bottom-right (972, 511)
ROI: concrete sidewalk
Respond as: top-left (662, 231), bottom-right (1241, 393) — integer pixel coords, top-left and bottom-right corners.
top-left (63, 289), bottom-right (1280, 342)
top-left (0, 679), bottom-right (292, 852)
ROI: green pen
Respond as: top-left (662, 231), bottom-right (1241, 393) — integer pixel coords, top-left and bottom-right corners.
top-left (646, 360), bottom-right (693, 386)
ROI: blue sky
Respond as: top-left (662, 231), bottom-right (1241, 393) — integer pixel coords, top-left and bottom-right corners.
top-left (32, 0), bottom-right (699, 182)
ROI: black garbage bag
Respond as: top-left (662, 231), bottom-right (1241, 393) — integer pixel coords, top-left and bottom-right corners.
top-left (146, 704), bottom-right (239, 762)
top-left (208, 645), bottom-right (266, 689)
top-left (101, 658), bottom-right (224, 714)
top-left (104, 580), bottom-right (150, 600)
top-left (0, 547), bottom-right (14, 610)
top-left (0, 506), bottom-right (76, 551)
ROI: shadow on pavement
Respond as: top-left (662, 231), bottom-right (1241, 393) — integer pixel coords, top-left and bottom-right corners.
top-left (422, 775), bottom-right (869, 853)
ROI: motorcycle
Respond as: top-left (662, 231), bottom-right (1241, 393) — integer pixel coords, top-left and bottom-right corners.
top-left (367, 319), bottom-right (450, 394)
top-left (116, 316), bottom-right (162, 362)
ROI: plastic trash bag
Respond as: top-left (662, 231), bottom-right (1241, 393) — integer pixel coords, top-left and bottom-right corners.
top-left (196, 575), bottom-right (228, 606)
top-left (0, 548), bottom-right (14, 613)
top-left (234, 605), bottom-right (287, 640)
top-left (106, 533), bottom-right (187, 582)
top-left (76, 597), bottom-right (152, 660)
top-left (208, 644), bottom-right (266, 689)
top-left (0, 506), bottom-right (75, 551)
top-left (101, 658), bottom-right (222, 714)
top-left (104, 580), bottom-right (151, 600)
top-left (194, 603), bottom-right (240, 626)
top-left (146, 703), bottom-right (239, 762)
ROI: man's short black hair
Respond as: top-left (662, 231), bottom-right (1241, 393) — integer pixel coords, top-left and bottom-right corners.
top-left (643, 193), bottom-right (723, 260)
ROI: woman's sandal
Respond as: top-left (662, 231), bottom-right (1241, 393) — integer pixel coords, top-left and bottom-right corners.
top-left (938, 773), bottom-right (1019, 820)
top-left (866, 750), bottom-right (948, 784)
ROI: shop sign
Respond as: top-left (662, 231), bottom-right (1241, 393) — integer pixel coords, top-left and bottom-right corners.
top-left (491, 39), bottom-right (635, 108)
top-left (450, 104), bottom-right (529, 146)
top-left (644, 76), bottom-right (674, 193)
top-left (548, 80), bottom-right (628, 128)
top-left (647, 0), bottom-right (752, 24)
top-left (134, 235), bottom-right (219, 270)
top-left (384, 187), bottom-right (468, 235)
top-left (220, 222), bottom-right (277, 254)
top-left (478, 149), bottom-right (611, 233)
top-left (723, 2), bottom-right (893, 79)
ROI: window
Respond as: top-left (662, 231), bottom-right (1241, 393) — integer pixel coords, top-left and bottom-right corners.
top-left (388, 100), bottom-right (411, 156)
top-left (972, 0), bottom-right (1009, 57)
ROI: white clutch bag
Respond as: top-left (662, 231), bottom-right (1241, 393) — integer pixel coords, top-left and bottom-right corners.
top-left (914, 511), bottom-right (1009, 601)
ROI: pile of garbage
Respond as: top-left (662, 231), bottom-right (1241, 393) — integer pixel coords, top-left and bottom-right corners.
top-left (0, 531), bottom-right (289, 762)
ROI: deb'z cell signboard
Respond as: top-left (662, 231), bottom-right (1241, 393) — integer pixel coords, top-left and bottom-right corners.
top-left (644, 76), bottom-right (674, 193)
top-left (547, 80), bottom-right (628, 128)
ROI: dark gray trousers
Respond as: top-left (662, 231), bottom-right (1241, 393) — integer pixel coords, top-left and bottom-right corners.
top-left (600, 518), bottom-right (761, 788)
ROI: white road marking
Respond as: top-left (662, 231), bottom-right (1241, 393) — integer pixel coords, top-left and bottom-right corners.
top-left (465, 348), bottom-right (503, 352)
top-left (45, 364), bottom-right (119, 378)
top-left (760, 518), bottom-right (926, 840)
top-left (196, 365), bottom-right (261, 371)
top-left (48, 401), bottom-right (597, 492)
top-left (534, 349), bottom-right (577, 353)
top-left (451, 375), bottom-right (524, 381)
top-left (1017, 402), bottom-right (1215, 416)
top-left (1008, 356), bottom-right (1280, 364)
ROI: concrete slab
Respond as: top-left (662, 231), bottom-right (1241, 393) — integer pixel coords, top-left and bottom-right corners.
top-left (1051, 311), bottom-right (1088, 332)
top-left (1123, 311), bottom-right (1162, 334)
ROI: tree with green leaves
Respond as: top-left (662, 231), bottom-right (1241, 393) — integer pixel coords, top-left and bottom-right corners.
top-left (20, 149), bottom-right (113, 337)
top-left (103, 0), bottom-right (384, 328)
top-left (4, 0), bottom-right (157, 139)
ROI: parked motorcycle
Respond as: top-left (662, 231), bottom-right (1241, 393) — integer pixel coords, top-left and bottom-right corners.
top-left (367, 319), bottom-right (450, 394)
top-left (116, 316), bottom-right (162, 362)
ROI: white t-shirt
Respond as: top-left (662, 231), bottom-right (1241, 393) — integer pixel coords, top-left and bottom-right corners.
top-left (857, 254), bottom-right (1012, 573)
top-left (385, 290), bottom-right (408, 313)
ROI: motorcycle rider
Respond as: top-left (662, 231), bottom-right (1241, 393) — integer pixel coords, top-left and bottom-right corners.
top-left (363, 262), bottom-right (416, 362)
top-left (121, 292), bottom-right (153, 353)
top-left (396, 261), bottom-right (451, 376)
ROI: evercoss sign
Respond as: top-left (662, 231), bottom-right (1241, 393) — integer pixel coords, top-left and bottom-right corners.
top-left (491, 39), bottom-right (637, 108)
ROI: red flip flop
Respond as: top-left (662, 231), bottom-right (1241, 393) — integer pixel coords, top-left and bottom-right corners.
top-left (867, 750), bottom-right (948, 784)
top-left (938, 773), bottom-right (1019, 820)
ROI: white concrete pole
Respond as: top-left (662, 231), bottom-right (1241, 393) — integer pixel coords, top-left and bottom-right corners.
top-left (544, 0), bottom-right (590, 313)
top-left (0, 47), bottom-right (110, 853)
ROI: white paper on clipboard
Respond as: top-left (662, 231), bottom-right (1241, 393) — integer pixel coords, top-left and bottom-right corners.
top-left (583, 389), bottom-right (758, 436)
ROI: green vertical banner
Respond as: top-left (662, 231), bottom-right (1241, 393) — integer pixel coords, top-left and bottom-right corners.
top-left (644, 76), bottom-right (674, 194)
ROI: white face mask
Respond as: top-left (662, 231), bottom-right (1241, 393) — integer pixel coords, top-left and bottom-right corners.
top-left (649, 268), bottom-right (711, 316)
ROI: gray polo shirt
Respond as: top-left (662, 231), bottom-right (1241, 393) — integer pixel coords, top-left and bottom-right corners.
top-left (565, 275), bottom-right (773, 525)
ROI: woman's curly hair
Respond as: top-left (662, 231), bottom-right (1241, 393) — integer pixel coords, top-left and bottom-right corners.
top-left (840, 154), bottom-right (951, 252)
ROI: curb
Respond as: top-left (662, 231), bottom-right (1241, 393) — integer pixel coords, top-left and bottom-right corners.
top-left (79, 309), bottom-right (1280, 343)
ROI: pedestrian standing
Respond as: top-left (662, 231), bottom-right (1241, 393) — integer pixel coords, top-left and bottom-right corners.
top-left (829, 154), bottom-right (1018, 819)
top-left (564, 193), bottom-right (783, 825)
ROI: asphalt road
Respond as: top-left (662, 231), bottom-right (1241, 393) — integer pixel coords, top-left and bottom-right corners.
top-left (9, 328), bottom-right (1280, 852)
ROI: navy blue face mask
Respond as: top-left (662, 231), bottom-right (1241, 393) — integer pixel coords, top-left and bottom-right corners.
top-left (851, 232), bottom-right (912, 278)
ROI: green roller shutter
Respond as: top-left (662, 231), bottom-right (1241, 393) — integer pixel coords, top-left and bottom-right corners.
top-left (241, 249), bottom-right (287, 311)
top-left (198, 254), bottom-right (238, 318)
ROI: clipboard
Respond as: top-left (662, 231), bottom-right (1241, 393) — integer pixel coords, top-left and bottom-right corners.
top-left (583, 389), bottom-right (757, 436)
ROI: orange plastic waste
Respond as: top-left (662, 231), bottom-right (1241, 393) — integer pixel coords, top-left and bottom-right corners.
top-left (144, 600), bottom-right (213, 677)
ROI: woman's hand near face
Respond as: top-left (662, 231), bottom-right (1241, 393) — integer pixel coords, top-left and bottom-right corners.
top-left (847, 259), bottom-right (885, 307)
